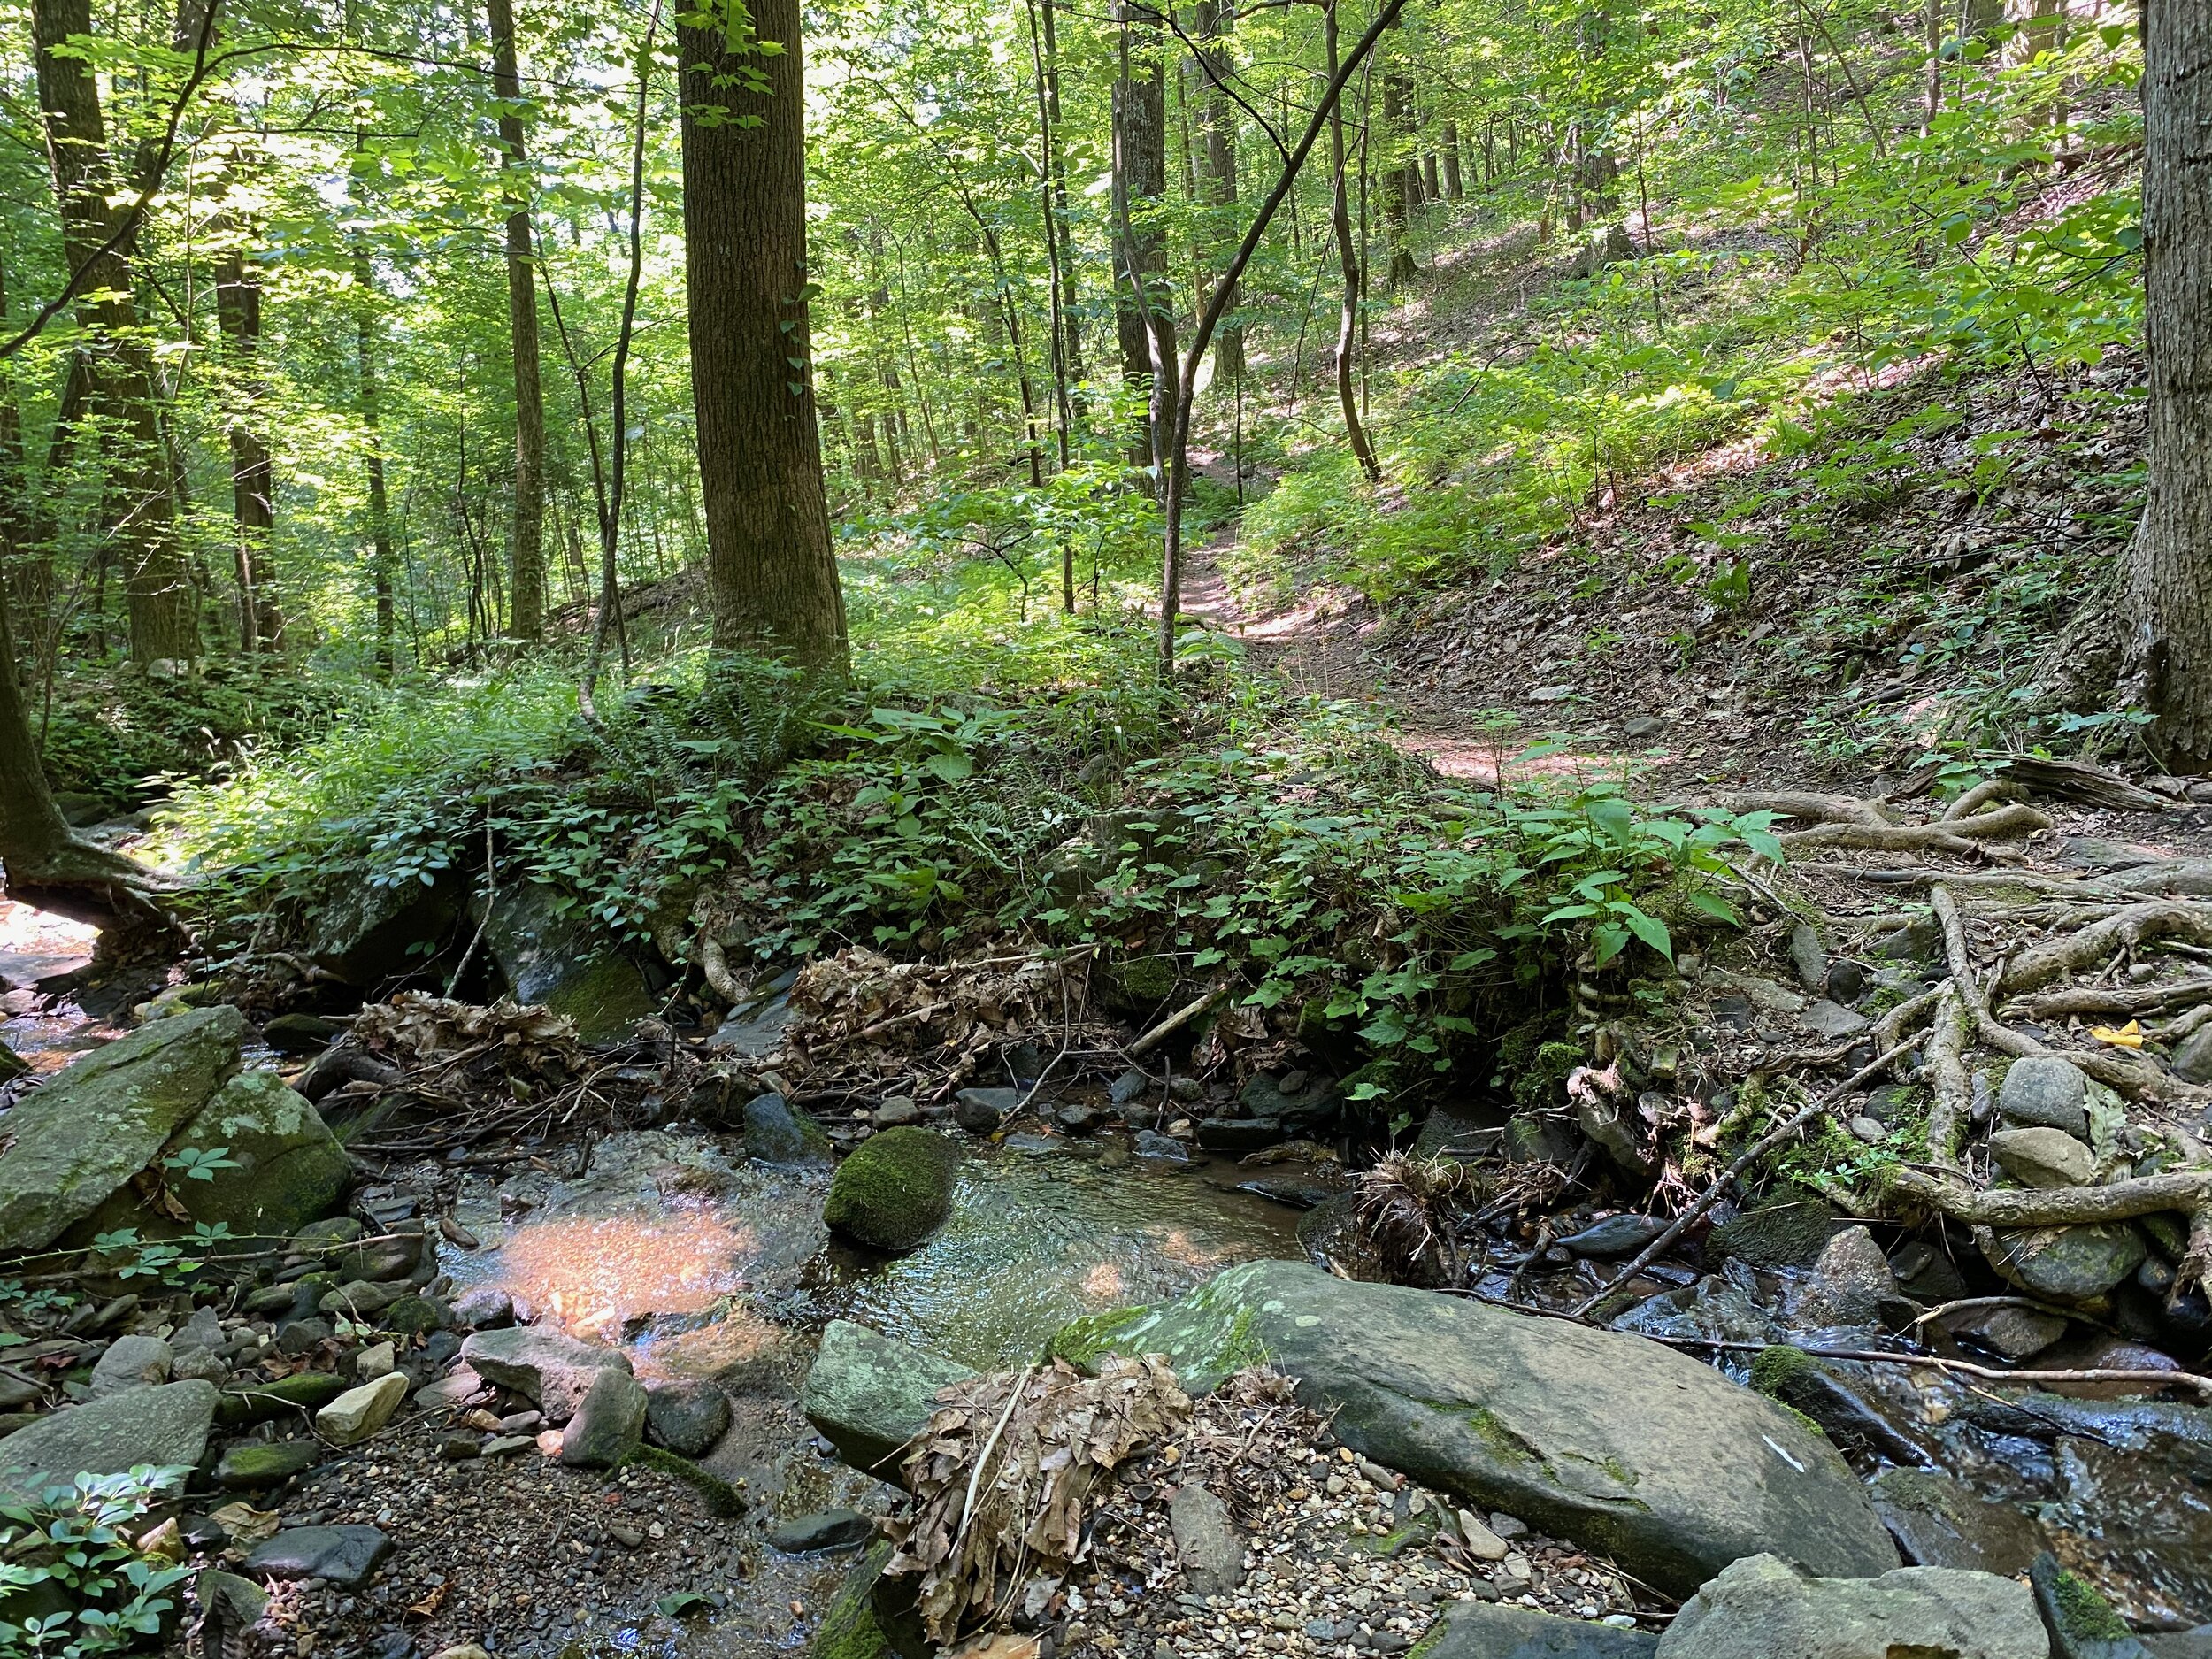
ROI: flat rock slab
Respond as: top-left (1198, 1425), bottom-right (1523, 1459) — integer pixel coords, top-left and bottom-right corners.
top-left (766, 1509), bottom-right (876, 1554)
top-left (1655, 1552), bottom-right (2048, 1658)
top-left (0, 1380), bottom-right (219, 1501)
top-left (242, 1525), bottom-right (394, 1587)
top-left (459, 1325), bottom-right (632, 1423)
top-left (1051, 1260), bottom-right (1897, 1599)
top-left (1414, 1601), bottom-right (1656, 1657)
top-left (801, 1319), bottom-right (977, 1479)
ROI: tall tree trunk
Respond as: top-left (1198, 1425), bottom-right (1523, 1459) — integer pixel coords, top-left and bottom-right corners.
top-left (2128, 0), bottom-right (2212, 768)
top-left (1191, 0), bottom-right (1244, 384)
top-left (1381, 15), bottom-right (1417, 283)
top-left (1024, 0), bottom-right (1075, 466)
top-left (1326, 0), bottom-right (1379, 483)
top-left (356, 248), bottom-right (397, 673)
top-left (488, 0), bottom-right (546, 641)
top-left (1037, 0), bottom-right (1085, 411)
top-left (1441, 121), bottom-right (1463, 198)
top-left (212, 161), bottom-right (280, 652)
top-left (679, 0), bottom-right (849, 675)
top-left (32, 0), bottom-right (196, 665)
top-left (1113, 0), bottom-right (1174, 472)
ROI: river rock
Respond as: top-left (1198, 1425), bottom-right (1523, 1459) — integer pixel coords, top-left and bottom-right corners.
top-left (308, 870), bottom-right (464, 986)
top-left (219, 1371), bottom-right (350, 1425)
top-left (88, 1334), bottom-right (173, 1396)
top-left (1049, 1259), bottom-right (1896, 1597)
top-left (317, 1371), bottom-right (408, 1447)
top-left (242, 1525), bottom-right (394, 1586)
top-left (768, 1508), bottom-right (875, 1554)
top-left (0, 1379), bottom-right (219, 1500)
top-left (800, 1319), bottom-right (978, 1479)
top-left (558, 1367), bottom-right (647, 1467)
top-left (743, 1092), bottom-right (832, 1164)
top-left (1708, 1199), bottom-right (1837, 1268)
top-left (1168, 1480), bottom-right (1243, 1597)
top-left (1788, 922), bottom-right (1828, 992)
top-left (707, 994), bottom-right (792, 1057)
top-left (953, 1087), bottom-right (1025, 1132)
top-left (1195, 1118), bottom-right (1289, 1155)
top-left (1798, 999), bottom-right (1870, 1041)
top-left (1784, 1225), bottom-right (1897, 1328)
top-left (262, 1013), bottom-right (346, 1056)
top-left (1654, 1552), bottom-right (2047, 1658)
top-left (643, 1378), bottom-right (730, 1457)
top-left (215, 1439), bottom-right (321, 1489)
top-left (1751, 1349), bottom-right (1936, 1470)
top-left (2032, 1334), bottom-right (2185, 1400)
top-left (1557, 1214), bottom-right (1670, 1260)
top-left (1134, 1129), bottom-right (1191, 1164)
top-left (1949, 1301), bottom-right (2070, 1360)
top-left (2000, 1057), bottom-right (2091, 1140)
top-left (2174, 1026), bottom-right (2212, 1087)
top-left (1985, 1223), bottom-right (2147, 1300)
top-left (822, 1127), bottom-right (960, 1253)
top-left (0, 1004), bottom-right (244, 1253)
top-left (173, 1070), bottom-right (349, 1236)
top-left (1412, 1601), bottom-right (1655, 1657)
top-left (1869, 1469), bottom-right (2047, 1575)
top-left (478, 882), bottom-right (656, 1044)
top-left (459, 1325), bottom-right (633, 1423)
top-left (2031, 1553), bottom-right (2154, 1659)
top-left (453, 1286), bottom-right (514, 1330)
top-left (1992, 1125), bottom-right (2098, 1188)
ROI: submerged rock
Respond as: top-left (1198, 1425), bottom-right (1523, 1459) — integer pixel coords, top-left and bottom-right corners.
top-left (1655, 1552), bottom-right (2047, 1658)
top-left (1048, 1259), bottom-right (1897, 1598)
top-left (1870, 1468), bottom-right (2047, 1576)
top-left (769, 1508), bottom-right (874, 1554)
top-left (823, 1127), bottom-right (960, 1253)
top-left (459, 1326), bottom-right (633, 1423)
top-left (0, 1380), bottom-right (219, 1500)
top-left (0, 1004), bottom-right (243, 1253)
top-left (800, 1319), bottom-right (976, 1479)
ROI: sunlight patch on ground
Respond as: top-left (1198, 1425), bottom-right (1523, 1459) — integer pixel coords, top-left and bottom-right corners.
top-left (465, 1209), bottom-right (756, 1348)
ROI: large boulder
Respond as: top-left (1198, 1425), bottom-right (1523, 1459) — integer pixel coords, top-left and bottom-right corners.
top-left (822, 1129), bottom-right (960, 1253)
top-left (1653, 1553), bottom-right (2048, 1658)
top-left (800, 1320), bottom-right (977, 1479)
top-left (1413, 1601), bottom-right (1655, 1657)
top-left (459, 1326), bottom-right (632, 1423)
top-left (0, 1006), bottom-right (244, 1253)
top-left (1049, 1260), bottom-right (1897, 1598)
top-left (307, 870), bottom-right (465, 987)
top-left (1985, 1223), bottom-right (2147, 1300)
top-left (1870, 1469), bottom-right (2047, 1575)
top-left (0, 1380), bottom-right (219, 1501)
top-left (479, 882), bottom-right (656, 1045)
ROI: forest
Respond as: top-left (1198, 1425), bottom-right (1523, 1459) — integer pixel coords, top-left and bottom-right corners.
top-left (0, 0), bottom-right (2208, 1655)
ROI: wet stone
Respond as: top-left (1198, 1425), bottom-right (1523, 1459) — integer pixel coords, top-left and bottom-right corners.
top-left (1999, 1057), bottom-right (2091, 1141)
top-left (642, 1378), bottom-right (730, 1458)
top-left (1558, 1214), bottom-right (1670, 1260)
top-left (1870, 1469), bottom-right (2047, 1576)
top-left (766, 1508), bottom-right (875, 1554)
top-left (242, 1525), bottom-right (394, 1587)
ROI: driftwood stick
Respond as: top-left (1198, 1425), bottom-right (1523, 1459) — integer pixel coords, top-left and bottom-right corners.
top-left (1570, 1036), bottom-right (1925, 1319)
top-left (1127, 983), bottom-right (1231, 1059)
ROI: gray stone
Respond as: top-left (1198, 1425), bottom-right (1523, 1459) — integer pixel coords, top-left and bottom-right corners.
top-left (1890, 1240), bottom-right (1970, 1304)
top-left (173, 1307), bottom-right (224, 1354)
top-left (1654, 1552), bottom-right (2047, 1658)
top-left (452, 1286), bottom-right (513, 1329)
top-left (480, 1434), bottom-right (535, 1457)
top-left (743, 1093), bottom-right (832, 1164)
top-left (707, 994), bottom-right (792, 1056)
top-left (643, 1378), bottom-right (730, 1457)
top-left (242, 1525), bottom-right (394, 1587)
top-left (2000, 1056), bottom-right (2091, 1140)
top-left (1949, 1302), bottom-right (2070, 1360)
top-left (0, 1380), bottom-right (218, 1500)
top-left (88, 1334), bottom-right (173, 1397)
top-left (800, 1319), bottom-right (978, 1479)
top-left (954, 1087), bottom-right (1024, 1133)
top-left (308, 871), bottom-right (463, 987)
top-left (1168, 1480), bottom-right (1243, 1597)
top-left (1708, 1200), bottom-right (1838, 1269)
top-left (2174, 1026), bottom-right (2212, 1087)
top-left (1558, 1215), bottom-right (1669, 1260)
top-left (1109, 1069), bottom-right (1149, 1107)
top-left (1787, 923), bottom-right (1828, 993)
top-left (478, 882), bottom-right (655, 1044)
top-left (156, 1070), bottom-right (351, 1240)
top-left (2146, 1632), bottom-right (2212, 1659)
top-left (316, 1371), bottom-right (408, 1447)
top-left (1798, 1000), bottom-right (1870, 1041)
top-left (215, 1439), bottom-right (321, 1488)
top-left (1194, 1118), bottom-right (1287, 1155)
top-left (1411, 1601), bottom-right (1655, 1657)
top-left (261, 1013), bottom-right (346, 1056)
top-left (1870, 1469), bottom-right (2047, 1575)
top-left (459, 1325), bottom-right (633, 1422)
top-left (1985, 1223), bottom-right (2147, 1300)
top-left (873, 1098), bottom-right (922, 1128)
top-left (1413, 1110), bottom-right (1505, 1167)
top-left (1050, 1261), bottom-right (1896, 1599)
top-left (1784, 1225), bottom-right (1897, 1328)
top-left (558, 1366), bottom-right (647, 1467)
top-left (822, 1127), bottom-right (960, 1253)
top-left (1992, 1125), bottom-right (2098, 1188)
top-left (2030, 1553), bottom-right (2154, 1659)
top-left (0, 1004), bottom-right (244, 1253)
top-left (1134, 1130), bottom-right (1191, 1164)
top-left (767, 1508), bottom-right (875, 1554)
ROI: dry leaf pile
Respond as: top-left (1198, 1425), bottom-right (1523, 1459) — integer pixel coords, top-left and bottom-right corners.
top-left (884, 1356), bottom-right (1192, 1644)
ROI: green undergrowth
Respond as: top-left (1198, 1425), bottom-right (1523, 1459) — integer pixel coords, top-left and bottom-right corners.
top-left (160, 602), bottom-right (1782, 1107)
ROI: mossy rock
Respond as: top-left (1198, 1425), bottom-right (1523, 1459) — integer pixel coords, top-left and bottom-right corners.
top-left (1509, 1041), bottom-right (1582, 1112)
top-left (823, 1129), bottom-right (960, 1253)
top-left (1709, 1199), bottom-right (1839, 1269)
top-left (1101, 952), bottom-right (1182, 1016)
top-left (218, 1371), bottom-right (349, 1426)
top-left (809, 1542), bottom-right (893, 1659)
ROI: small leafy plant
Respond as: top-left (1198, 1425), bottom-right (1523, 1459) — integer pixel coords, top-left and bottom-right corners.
top-left (0, 1466), bottom-right (191, 1659)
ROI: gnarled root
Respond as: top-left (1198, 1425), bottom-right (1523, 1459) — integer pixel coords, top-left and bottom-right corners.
top-left (6, 836), bottom-right (184, 962)
top-left (1779, 803), bottom-right (2050, 856)
top-left (1998, 902), bottom-right (2212, 996)
top-left (1888, 1164), bottom-right (2212, 1230)
top-left (1712, 790), bottom-right (1902, 829)
top-left (1923, 982), bottom-right (1970, 1173)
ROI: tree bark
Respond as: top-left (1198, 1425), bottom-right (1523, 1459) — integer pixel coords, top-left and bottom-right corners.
top-left (1326, 0), bottom-right (1380, 483)
top-left (1380, 15), bottom-right (1417, 283)
top-left (211, 148), bottom-right (280, 653)
top-left (1113, 0), bottom-right (1173, 469)
top-left (32, 0), bottom-right (196, 665)
top-left (2129, 0), bottom-right (2212, 769)
top-left (1190, 0), bottom-right (1243, 384)
top-left (488, 0), bottom-right (546, 642)
top-left (1441, 120), bottom-right (1463, 198)
top-left (355, 246), bottom-right (397, 673)
top-left (679, 0), bottom-right (849, 675)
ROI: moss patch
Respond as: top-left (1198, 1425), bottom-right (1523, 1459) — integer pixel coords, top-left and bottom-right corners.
top-left (810, 1542), bottom-right (894, 1659)
top-left (823, 1128), bottom-right (960, 1253)
top-left (627, 1445), bottom-right (748, 1517)
top-left (1046, 1304), bottom-right (1155, 1371)
top-left (1749, 1344), bottom-right (1817, 1397)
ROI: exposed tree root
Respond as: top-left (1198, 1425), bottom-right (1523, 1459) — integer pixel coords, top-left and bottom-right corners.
top-left (2006, 975), bottom-right (2212, 1021)
top-left (1797, 864), bottom-right (2117, 897)
top-left (1887, 1164), bottom-right (2212, 1229)
top-left (1778, 803), bottom-right (2050, 856)
top-left (1942, 778), bottom-right (2030, 820)
top-left (1998, 902), bottom-right (2212, 995)
top-left (1994, 755), bottom-right (2175, 814)
top-left (1924, 983), bottom-right (1970, 1173)
top-left (1713, 790), bottom-right (1901, 828)
top-left (5, 837), bottom-right (185, 960)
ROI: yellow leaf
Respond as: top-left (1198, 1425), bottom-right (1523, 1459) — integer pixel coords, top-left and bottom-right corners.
top-left (2088, 1020), bottom-right (2145, 1049)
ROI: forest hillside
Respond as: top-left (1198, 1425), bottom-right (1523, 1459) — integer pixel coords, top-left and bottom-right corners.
top-left (0, 2), bottom-right (2209, 1657)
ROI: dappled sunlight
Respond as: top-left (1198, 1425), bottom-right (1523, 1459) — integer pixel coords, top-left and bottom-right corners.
top-left (461, 1210), bottom-right (757, 1346)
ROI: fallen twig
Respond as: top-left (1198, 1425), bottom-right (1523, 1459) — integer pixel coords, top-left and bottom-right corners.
top-left (1651, 1335), bottom-right (2212, 1400)
top-left (1127, 983), bottom-right (1232, 1059)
